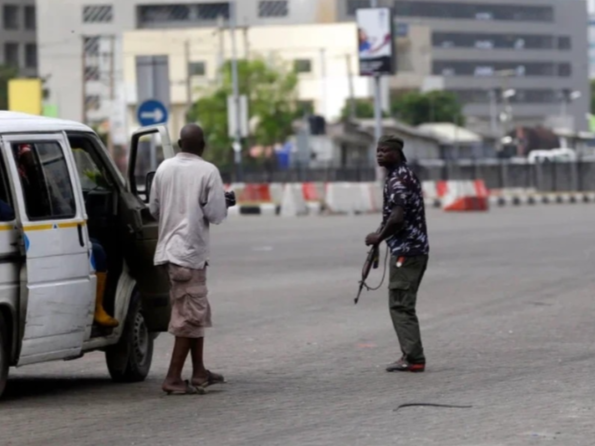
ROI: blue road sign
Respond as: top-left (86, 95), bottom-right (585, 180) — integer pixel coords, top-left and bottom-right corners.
top-left (137, 100), bottom-right (168, 126)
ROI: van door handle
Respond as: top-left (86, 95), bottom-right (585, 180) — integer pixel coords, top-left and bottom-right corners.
top-left (77, 224), bottom-right (84, 247)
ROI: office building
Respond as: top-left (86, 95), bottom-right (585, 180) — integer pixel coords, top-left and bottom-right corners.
top-left (37, 0), bottom-right (589, 134)
top-left (589, 0), bottom-right (595, 78)
top-left (340, 0), bottom-right (589, 133)
top-left (0, 0), bottom-right (37, 78)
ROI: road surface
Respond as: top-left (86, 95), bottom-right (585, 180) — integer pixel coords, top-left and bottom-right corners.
top-left (2, 205), bottom-right (595, 446)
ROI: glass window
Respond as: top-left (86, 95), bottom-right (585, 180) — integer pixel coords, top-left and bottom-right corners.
top-left (69, 135), bottom-right (116, 192)
top-left (395, 1), bottom-right (553, 22)
top-left (451, 89), bottom-right (558, 104)
top-left (433, 61), bottom-right (556, 77)
top-left (558, 63), bottom-right (572, 77)
top-left (4, 43), bottom-right (19, 67)
top-left (558, 36), bottom-right (571, 50)
top-left (3, 5), bottom-right (19, 30)
top-left (84, 65), bottom-right (100, 81)
top-left (188, 61), bottom-right (206, 76)
top-left (83, 5), bottom-right (113, 23)
top-left (85, 95), bottom-right (101, 111)
top-left (0, 157), bottom-right (14, 222)
top-left (293, 59), bottom-right (312, 73)
top-left (433, 32), bottom-right (554, 50)
top-left (258, 1), bottom-right (288, 18)
top-left (84, 36), bottom-right (100, 57)
top-left (347, 0), bottom-right (375, 16)
top-left (25, 43), bottom-right (37, 69)
top-left (137, 3), bottom-right (229, 26)
top-left (197, 3), bottom-right (229, 20)
top-left (25, 5), bottom-right (35, 30)
top-left (11, 142), bottom-right (76, 221)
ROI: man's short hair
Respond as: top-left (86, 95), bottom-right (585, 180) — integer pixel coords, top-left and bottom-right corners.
top-left (378, 135), bottom-right (404, 151)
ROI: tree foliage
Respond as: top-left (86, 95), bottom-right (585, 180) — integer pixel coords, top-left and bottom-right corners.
top-left (0, 65), bottom-right (18, 110)
top-left (340, 98), bottom-right (375, 119)
top-left (340, 91), bottom-right (465, 126)
top-left (391, 90), bottom-right (465, 127)
top-left (188, 56), bottom-right (299, 170)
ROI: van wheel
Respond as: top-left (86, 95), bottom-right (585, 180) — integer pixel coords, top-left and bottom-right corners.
top-left (0, 314), bottom-right (9, 399)
top-left (105, 292), bottom-right (154, 383)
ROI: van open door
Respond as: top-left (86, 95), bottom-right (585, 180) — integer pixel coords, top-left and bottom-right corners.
top-left (120, 125), bottom-right (174, 331)
top-left (1, 133), bottom-right (95, 366)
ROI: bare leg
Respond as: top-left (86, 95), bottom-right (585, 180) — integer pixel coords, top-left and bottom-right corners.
top-left (162, 337), bottom-right (192, 392)
top-left (190, 337), bottom-right (208, 385)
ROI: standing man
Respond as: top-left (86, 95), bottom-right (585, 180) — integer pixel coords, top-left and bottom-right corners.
top-left (150, 124), bottom-right (235, 395)
top-left (365, 135), bottom-right (429, 373)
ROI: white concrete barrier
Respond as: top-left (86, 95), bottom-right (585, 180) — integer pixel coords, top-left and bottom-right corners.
top-left (325, 182), bottom-right (356, 214)
top-left (280, 184), bottom-right (308, 217)
top-left (269, 182), bottom-right (285, 205)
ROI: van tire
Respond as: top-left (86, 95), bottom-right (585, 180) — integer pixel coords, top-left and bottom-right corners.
top-left (0, 313), bottom-right (9, 399)
top-left (105, 292), bottom-right (153, 383)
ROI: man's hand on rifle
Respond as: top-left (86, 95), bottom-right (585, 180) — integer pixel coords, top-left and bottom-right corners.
top-left (365, 233), bottom-right (381, 246)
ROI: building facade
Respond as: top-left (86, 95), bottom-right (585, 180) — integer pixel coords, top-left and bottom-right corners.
top-left (37, 0), bottom-right (590, 135)
top-left (589, 0), bottom-right (595, 78)
top-left (0, 0), bottom-right (37, 78)
top-left (338, 0), bottom-right (589, 133)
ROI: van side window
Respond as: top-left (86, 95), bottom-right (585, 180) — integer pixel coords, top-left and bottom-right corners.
top-left (0, 156), bottom-right (15, 222)
top-left (12, 142), bottom-right (76, 221)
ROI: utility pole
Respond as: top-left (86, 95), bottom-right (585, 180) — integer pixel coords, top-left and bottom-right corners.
top-left (81, 35), bottom-right (87, 124)
top-left (319, 48), bottom-right (326, 119)
top-left (242, 26), bottom-right (250, 59)
top-left (370, 0), bottom-right (383, 182)
top-left (185, 39), bottom-right (193, 123)
top-left (217, 15), bottom-right (225, 86)
top-left (230, 0), bottom-right (243, 181)
top-left (346, 54), bottom-right (356, 120)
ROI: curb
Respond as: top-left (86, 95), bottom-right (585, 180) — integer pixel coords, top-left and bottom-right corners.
top-left (228, 203), bottom-right (280, 216)
top-left (425, 193), bottom-right (595, 209)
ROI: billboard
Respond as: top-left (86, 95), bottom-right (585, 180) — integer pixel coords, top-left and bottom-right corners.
top-left (356, 8), bottom-right (395, 76)
top-left (8, 79), bottom-right (43, 115)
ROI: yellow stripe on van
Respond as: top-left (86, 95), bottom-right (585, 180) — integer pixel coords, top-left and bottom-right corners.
top-left (22, 221), bottom-right (85, 231)
top-left (0, 224), bottom-right (13, 231)
top-left (58, 221), bottom-right (85, 229)
top-left (25, 224), bottom-right (54, 231)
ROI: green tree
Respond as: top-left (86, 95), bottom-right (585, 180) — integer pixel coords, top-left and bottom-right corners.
top-left (188, 56), bottom-right (299, 170)
top-left (391, 90), bottom-right (465, 127)
top-left (340, 98), bottom-right (374, 119)
top-left (0, 65), bottom-right (18, 110)
top-left (340, 98), bottom-right (392, 120)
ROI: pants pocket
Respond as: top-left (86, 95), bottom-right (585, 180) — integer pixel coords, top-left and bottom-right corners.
top-left (389, 280), bottom-right (411, 291)
top-left (168, 264), bottom-right (193, 283)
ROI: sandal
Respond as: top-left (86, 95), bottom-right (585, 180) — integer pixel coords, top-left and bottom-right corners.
top-left (163, 380), bottom-right (199, 396)
top-left (192, 370), bottom-right (226, 391)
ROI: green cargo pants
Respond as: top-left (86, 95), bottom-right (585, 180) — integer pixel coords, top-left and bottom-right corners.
top-left (388, 254), bottom-right (428, 364)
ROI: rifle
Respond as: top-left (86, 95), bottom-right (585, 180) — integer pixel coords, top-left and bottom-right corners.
top-left (354, 244), bottom-right (380, 305)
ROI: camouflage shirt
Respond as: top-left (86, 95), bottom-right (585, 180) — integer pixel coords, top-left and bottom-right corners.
top-left (382, 163), bottom-right (429, 257)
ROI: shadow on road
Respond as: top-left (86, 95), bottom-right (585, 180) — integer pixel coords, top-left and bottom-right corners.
top-left (3, 376), bottom-right (120, 403)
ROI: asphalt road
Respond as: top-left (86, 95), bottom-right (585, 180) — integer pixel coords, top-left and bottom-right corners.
top-left (2, 205), bottom-right (595, 446)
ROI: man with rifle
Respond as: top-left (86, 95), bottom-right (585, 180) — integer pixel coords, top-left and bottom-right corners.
top-left (365, 135), bottom-right (429, 373)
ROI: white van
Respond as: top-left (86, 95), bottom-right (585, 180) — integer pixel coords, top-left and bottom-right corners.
top-left (0, 112), bottom-right (174, 399)
top-left (527, 148), bottom-right (577, 164)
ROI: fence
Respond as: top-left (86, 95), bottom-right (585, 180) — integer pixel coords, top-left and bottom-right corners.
top-left (221, 159), bottom-right (595, 192)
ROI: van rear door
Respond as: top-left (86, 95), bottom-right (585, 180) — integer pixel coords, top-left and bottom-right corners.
top-left (1, 133), bottom-right (95, 365)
